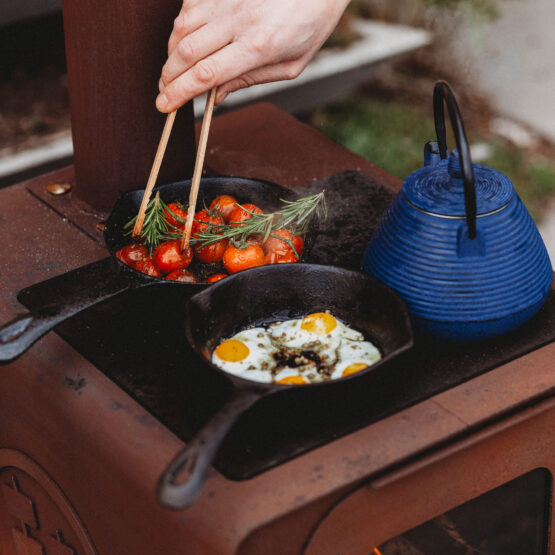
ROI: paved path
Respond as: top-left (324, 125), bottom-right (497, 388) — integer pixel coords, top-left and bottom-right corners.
top-left (459, 0), bottom-right (555, 268)
top-left (464, 0), bottom-right (555, 143)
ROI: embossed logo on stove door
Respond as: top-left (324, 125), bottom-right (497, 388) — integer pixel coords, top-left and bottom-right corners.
top-left (0, 450), bottom-right (97, 555)
top-left (2, 476), bottom-right (44, 555)
top-left (46, 530), bottom-right (76, 555)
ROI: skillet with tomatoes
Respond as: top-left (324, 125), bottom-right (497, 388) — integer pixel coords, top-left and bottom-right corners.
top-left (112, 180), bottom-right (323, 283)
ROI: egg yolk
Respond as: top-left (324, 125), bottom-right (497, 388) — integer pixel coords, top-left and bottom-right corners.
top-left (300, 312), bottom-right (337, 335)
top-left (277, 376), bottom-right (308, 385)
top-left (342, 363), bottom-right (368, 377)
top-left (214, 339), bottom-right (250, 362)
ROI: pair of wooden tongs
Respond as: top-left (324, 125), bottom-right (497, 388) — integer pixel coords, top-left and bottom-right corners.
top-left (132, 87), bottom-right (217, 251)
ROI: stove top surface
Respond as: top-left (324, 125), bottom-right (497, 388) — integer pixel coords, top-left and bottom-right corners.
top-left (18, 171), bottom-right (555, 480)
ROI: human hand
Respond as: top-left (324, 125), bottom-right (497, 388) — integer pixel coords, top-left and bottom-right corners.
top-left (156, 0), bottom-right (350, 112)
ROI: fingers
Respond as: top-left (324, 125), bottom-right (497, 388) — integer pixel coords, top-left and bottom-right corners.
top-left (160, 24), bottom-right (232, 90)
top-left (214, 59), bottom-right (306, 104)
top-left (157, 41), bottom-right (256, 112)
top-left (167, 5), bottom-right (207, 55)
top-left (157, 0), bottom-right (351, 112)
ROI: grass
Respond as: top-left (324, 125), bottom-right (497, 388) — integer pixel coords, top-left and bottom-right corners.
top-left (308, 95), bottom-right (555, 222)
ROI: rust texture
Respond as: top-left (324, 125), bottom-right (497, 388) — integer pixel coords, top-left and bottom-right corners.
top-left (62, 0), bottom-right (196, 211)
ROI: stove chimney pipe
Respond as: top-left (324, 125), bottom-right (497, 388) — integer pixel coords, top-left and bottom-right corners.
top-left (62, 0), bottom-right (196, 211)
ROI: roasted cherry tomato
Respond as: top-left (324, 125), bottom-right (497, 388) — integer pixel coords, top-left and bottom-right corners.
top-left (191, 208), bottom-right (224, 236)
top-left (166, 269), bottom-right (200, 283)
top-left (209, 195), bottom-right (238, 222)
top-left (228, 203), bottom-right (263, 227)
top-left (135, 258), bottom-right (162, 278)
top-left (191, 208), bottom-right (227, 262)
top-left (206, 273), bottom-right (228, 283)
top-left (263, 251), bottom-right (299, 265)
top-left (263, 229), bottom-right (304, 259)
top-left (164, 202), bottom-right (188, 231)
top-left (116, 243), bottom-right (149, 267)
top-left (193, 239), bottom-right (229, 264)
top-left (223, 243), bottom-right (265, 274)
top-left (153, 240), bottom-right (193, 273)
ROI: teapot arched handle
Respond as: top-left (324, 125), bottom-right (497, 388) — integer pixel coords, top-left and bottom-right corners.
top-left (433, 81), bottom-right (477, 239)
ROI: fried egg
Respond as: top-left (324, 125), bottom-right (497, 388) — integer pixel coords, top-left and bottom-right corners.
top-left (211, 313), bottom-right (381, 385)
top-left (269, 312), bottom-right (360, 346)
top-left (332, 339), bottom-right (382, 379)
top-left (211, 327), bottom-right (276, 382)
top-left (274, 369), bottom-right (309, 385)
top-left (268, 312), bottom-right (363, 365)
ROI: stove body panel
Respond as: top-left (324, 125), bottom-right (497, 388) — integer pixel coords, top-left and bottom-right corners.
top-left (0, 104), bottom-right (553, 554)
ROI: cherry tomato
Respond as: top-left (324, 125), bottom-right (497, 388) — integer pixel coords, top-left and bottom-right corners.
top-left (193, 239), bottom-right (229, 264)
top-left (190, 208), bottom-right (227, 262)
top-left (191, 208), bottom-right (224, 236)
top-left (166, 269), bottom-right (200, 283)
top-left (206, 273), bottom-right (228, 283)
top-left (263, 251), bottom-right (299, 265)
top-left (116, 243), bottom-right (149, 267)
top-left (135, 258), bottom-right (162, 278)
top-left (153, 240), bottom-right (193, 273)
top-left (164, 202), bottom-right (188, 231)
top-left (209, 195), bottom-right (238, 222)
top-left (263, 229), bottom-right (304, 259)
top-left (228, 203), bottom-right (263, 227)
top-left (223, 243), bottom-right (265, 274)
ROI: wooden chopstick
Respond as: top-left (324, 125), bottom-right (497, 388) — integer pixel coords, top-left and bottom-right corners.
top-left (180, 87), bottom-right (217, 251)
top-left (132, 110), bottom-right (177, 238)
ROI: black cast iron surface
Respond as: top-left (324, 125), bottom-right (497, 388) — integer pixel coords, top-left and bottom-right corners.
top-left (18, 171), bottom-right (555, 480)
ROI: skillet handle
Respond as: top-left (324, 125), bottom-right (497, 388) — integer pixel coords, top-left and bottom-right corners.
top-left (0, 260), bottom-right (142, 364)
top-left (157, 388), bottom-right (261, 510)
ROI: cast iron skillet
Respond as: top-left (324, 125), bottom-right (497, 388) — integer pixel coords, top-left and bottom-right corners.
top-left (157, 264), bottom-right (413, 510)
top-left (0, 177), bottom-right (299, 363)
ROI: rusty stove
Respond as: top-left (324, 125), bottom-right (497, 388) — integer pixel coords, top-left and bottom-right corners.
top-left (0, 2), bottom-right (554, 554)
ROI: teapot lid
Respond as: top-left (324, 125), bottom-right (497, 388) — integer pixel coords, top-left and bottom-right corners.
top-left (403, 148), bottom-right (514, 217)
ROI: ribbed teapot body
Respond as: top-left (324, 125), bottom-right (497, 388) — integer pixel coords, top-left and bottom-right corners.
top-left (363, 81), bottom-right (553, 340)
top-left (362, 192), bottom-right (552, 340)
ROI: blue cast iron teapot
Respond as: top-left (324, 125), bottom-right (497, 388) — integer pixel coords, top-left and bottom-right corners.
top-left (362, 81), bottom-right (553, 341)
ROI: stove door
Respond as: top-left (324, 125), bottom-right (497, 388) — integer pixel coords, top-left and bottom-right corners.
top-left (304, 401), bottom-right (554, 555)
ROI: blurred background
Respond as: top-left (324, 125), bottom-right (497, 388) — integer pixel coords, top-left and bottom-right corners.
top-left (0, 0), bottom-right (554, 263)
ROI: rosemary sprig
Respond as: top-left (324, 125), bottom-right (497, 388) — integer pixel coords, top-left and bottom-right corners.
top-left (190, 192), bottom-right (326, 254)
top-left (272, 191), bottom-right (327, 234)
top-left (124, 192), bottom-right (187, 253)
top-left (123, 191), bottom-right (325, 257)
